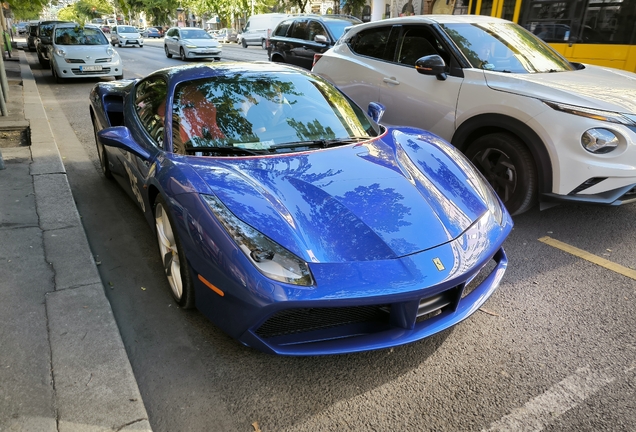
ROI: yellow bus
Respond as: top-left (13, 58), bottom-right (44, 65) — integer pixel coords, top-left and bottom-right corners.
top-left (452, 0), bottom-right (636, 72)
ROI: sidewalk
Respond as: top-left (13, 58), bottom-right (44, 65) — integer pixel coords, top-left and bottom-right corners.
top-left (0, 49), bottom-right (152, 431)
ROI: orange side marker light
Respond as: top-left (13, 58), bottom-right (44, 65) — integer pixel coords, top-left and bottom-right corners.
top-left (198, 274), bottom-right (225, 297)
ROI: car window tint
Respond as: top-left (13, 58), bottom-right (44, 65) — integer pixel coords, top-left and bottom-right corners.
top-left (349, 26), bottom-right (393, 60)
top-left (170, 72), bottom-right (375, 155)
top-left (274, 20), bottom-right (293, 37)
top-left (134, 78), bottom-right (167, 148)
top-left (307, 21), bottom-right (326, 41)
top-left (290, 20), bottom-right (309, 39)
top-left (397, 27), bottom-right (442, 66)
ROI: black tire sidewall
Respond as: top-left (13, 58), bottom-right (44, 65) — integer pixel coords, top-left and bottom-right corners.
top-left (154, 195), bottom-right (195, 309)
top-left (465, 133), bottom-right (537, 215)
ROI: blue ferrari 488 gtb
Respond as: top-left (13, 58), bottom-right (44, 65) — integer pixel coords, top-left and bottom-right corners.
top-left (90, 62), bottom-right (513, 355)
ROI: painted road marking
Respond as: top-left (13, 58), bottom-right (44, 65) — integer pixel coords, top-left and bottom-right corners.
top-left (484, 367), bottom-right (615, 431)
top-left (538, 236), bottom-right (636, 280)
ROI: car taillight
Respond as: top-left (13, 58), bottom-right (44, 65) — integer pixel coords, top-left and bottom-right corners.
top-left (312, 53), bottom-right (323, 68)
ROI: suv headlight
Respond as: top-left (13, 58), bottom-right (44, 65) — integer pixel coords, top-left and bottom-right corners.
top-left (54, 48), bottom-right (66, 57)
top-left (544, 101), bottom-right (636, 126)
top-left (202, 195), bottom-right (314, 286)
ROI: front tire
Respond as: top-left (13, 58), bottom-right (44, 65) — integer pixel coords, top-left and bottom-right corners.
top-left (164, 45), bottom-right (172, 58)
top-left (465, 132), bottom-right (537, 215)
top-left (241, 38), bottom-right (247, 48)
top-left (154, 195), bottom-right (195, 309)
top-left (180, 47), bottom-right (186, 61)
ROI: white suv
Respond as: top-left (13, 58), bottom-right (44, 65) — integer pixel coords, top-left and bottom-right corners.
top-left (313, 15), bottom-right (636, 215)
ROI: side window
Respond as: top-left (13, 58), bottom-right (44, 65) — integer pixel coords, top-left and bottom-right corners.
top-left (274, 20), bottom-right (292, 37)
top-left (290, 19), bottom-right (309, 40)
top-left (134, 77), bottom-right (167, 148)
top-left (396, 26), bottom-right (445, 66)
top-left (348, 26), bottom-right (393, 60)
top-left (112, 26), bottom-right (117, 33)
top-left (307, 21), bottom-right (326, 41)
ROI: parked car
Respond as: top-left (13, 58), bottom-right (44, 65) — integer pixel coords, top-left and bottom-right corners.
top-left (49, 23), bottom-right (123, 83)
top-left (142, 27), bottom-right (162, 38)
top-left (240, 13), bottom-right (292, 49)
top-left (313, 15), bottom-right (636, 215)
top-left (17, 22), bottom-right (28, 35)
top-left (214, 28), bottom-right (237, 43)
top-left (110, 25), bottom-right (143, 47)
top-left (35, 20), bottom-right (70, 68)
top-left (89, 61), bottom-right (512, 355)
top-left (268, 14), bottom-right (361, 69)
top-left (164, 27), bottom-right (221, 60)
top-left (26, 21), bottom-right (39, 51)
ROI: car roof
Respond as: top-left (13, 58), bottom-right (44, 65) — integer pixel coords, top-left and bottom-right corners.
top-left (350, 14), bottom-right (508, 29)
top-left (152, 61), bottom-right (310, 83)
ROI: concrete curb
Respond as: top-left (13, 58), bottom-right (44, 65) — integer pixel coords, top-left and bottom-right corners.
top-left (18, 50), bottom-right (153, 431)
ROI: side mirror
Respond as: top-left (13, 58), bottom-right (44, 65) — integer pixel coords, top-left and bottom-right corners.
top-left (314, 34), bottom-right (328, 44)
top-left (97, 126), bottom-right (151, 160)
top-left (415, 55), bottom-right (447, 81)
top-left (367, 102), bottom-right (385, 124)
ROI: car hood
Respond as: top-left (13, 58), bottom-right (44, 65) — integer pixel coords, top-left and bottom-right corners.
top-left (188, 129), bottom-right (493, 263)
top-left (182, 38), bottom-right (219, 47)
top-left (484, 64), bottom-right (636, 113)
top-left (57, 44), bottom-right (115, 58)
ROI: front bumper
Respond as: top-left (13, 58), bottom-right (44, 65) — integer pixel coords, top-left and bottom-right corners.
top-left (54, 56), bottom-right (123, 78)
top-left (186, 47), bottom-right (222, 58)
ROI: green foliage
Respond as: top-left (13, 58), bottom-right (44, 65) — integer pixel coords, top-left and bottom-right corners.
top-left (342, 0), bottom-right (367, 16)
top-left (6, 0), bottom-right (47, 20)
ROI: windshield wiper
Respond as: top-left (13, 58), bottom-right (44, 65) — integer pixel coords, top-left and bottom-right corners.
top-left (184, 146), bottom-right (264, 156)
top-left (269, 136), bottom-right (369, 151)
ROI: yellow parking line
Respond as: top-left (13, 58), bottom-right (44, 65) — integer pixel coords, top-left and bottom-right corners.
top-left (538, 236), bottom-right (636, 280)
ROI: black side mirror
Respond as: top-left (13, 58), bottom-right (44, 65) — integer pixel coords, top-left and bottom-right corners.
top-left (415, 55), bottom-right (447, 81)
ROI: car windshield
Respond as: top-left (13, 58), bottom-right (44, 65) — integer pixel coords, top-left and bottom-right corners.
top-left (441, 22), bottom-right (575, 73)
top-left (324, 20), bottom-right (360, 41)
top-left (55, 27), bottom-right (108, 45)
top-left (181, 29), bottom-right (211, 39)
top-left (171, 71), bottom-right (377, 155)
top-left (118, 26), bottom-right (137, 33)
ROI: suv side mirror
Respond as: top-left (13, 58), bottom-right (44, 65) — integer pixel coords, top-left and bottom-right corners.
top-left (314, 34), bottom-right (328, 44)
top-left (415, 55), bottom-right (447, 81)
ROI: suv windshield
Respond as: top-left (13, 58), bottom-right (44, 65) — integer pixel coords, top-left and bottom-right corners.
top-left (441, 22), bottom-right (575, 73)
top-left (118, 26), bottom-right (137, 33)
top-left (324, 18), bottom-right (361, 41)
top-left (170, 71), bottom-right (377, 155)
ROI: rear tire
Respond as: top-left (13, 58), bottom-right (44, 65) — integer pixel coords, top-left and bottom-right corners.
top-left (241, 38), bottom-right (247, 48)
top-left (93, 119), bottom-right (113, 179)
top-left (165, 45), bottom-right (172, 58)
top-left (261, 39), bottom-right (267, 50)
top-left (465, 132), bottom-right (537, 215)
top-left (154, 195), bottom-right (195, 309)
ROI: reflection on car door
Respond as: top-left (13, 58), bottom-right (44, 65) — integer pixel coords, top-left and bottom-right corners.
top-left (378, 25), bottom-right (462, 139)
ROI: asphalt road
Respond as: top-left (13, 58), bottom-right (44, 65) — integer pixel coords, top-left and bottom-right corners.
top-left (24, 41), bottom-right (636, 432)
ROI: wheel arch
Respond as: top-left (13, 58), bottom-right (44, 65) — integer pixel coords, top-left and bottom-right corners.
top-left (451, 113), bottom-right (552, 195)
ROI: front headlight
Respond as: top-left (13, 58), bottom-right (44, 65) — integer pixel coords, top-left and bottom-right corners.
top-left (544, 101), bottom-right (636, 126)
top-left (106, 46), bottom-right (114, 56)
top-left (54, 48), bottom-right (66, 57)
top-left (120, 35), bottom-right (127, 39)
top-left (185, 44), bottom-right (197, 48)
top-left (202, 195), bottom-right (314, 286)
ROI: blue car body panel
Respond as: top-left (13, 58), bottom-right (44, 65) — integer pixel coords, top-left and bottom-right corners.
top-left (89, 63), bottom-right (513, 355)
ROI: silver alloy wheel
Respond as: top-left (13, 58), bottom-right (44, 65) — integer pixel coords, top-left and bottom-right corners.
top-left (155, 202), bottom-right (184, 300)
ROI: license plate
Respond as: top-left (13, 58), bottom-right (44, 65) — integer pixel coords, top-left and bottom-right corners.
top-left (80, 65), bottom-right (102, 72)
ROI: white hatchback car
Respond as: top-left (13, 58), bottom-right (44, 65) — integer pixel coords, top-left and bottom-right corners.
top-left (49, 23), bottom-right (123, 82)
top-left (110, 25), bottom-right (143, 47)
top-left (164, 27), bottom-right (222, 61)
top-left (313, 15), bottom-right (636, 215)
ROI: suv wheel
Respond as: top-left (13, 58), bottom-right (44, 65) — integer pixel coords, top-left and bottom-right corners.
top-left (242, 39), bottom-right (247, 48)
top-left (165, 45), bottom-right (172, 58)
top-left (465, 132), bottom-right (537, 215)
top-left (261, 39), bottom-right (267, 50)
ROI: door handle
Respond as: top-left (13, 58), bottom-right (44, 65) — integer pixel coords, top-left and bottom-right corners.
top-left (383, 77), bottom-right (400, 85)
